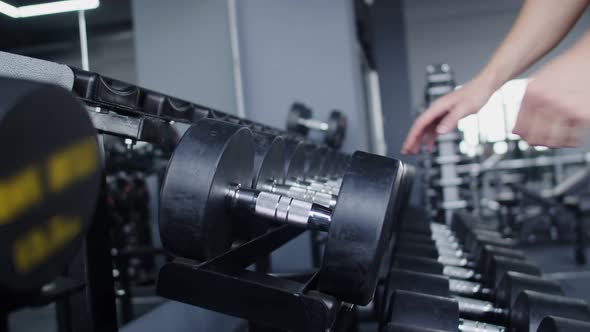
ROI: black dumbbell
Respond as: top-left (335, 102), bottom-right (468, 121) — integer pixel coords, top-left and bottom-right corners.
top-left (404, 215), bottom-right (515, 255)
top-left (286, 102), bottom-right (347, 149)
top-left (395, 223), bottom-right (536, 287)
top-left (231, 131), bottom-right (288, 240)
top-left (159, 119), bottom-right (402, 305)
top-left (262, 143), bottom-right (353, 208)
top-left (397, 224), bottom-right (524, 267)
top-left (281, 141), bottom-right (344, 188)
top-left (387, 289), bottom-right (590, 332)
top-left (398, 217), bottom-right (521, 273)
top-left (536, 316), bottom-right (590, 332)
top-left (392, 243), bottom-right (542, 287)
top-left (389, 268), bottom-right (564, 325)
top-left (284, 143), bottom-right (348, 187)
top-left (399, 215), bottom-right (507, 250)
top-left (395, 240), bottom-right (525, 272)
top-left (245, 142), bottom-right (342, 208)
top-left (394, 246), bottom-right (538, 281)
top-left (398, 231), bottom-right (523, 264)
top-left (388, 252), bottom-right (536, 299)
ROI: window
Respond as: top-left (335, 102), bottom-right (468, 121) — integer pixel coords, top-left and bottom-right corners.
top-left (457, 78), bottom-right (528, 156)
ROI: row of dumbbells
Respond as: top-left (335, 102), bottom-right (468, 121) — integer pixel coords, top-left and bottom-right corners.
top-left (158, 118), bottom-right (410, 307)
top-left (377, 209), bottom-right (590, 332)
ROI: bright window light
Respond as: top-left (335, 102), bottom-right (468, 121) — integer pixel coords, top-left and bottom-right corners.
top-left (457, 113), bottom-right (479, 156)
top-left (493, 141), bottom-right (508, 154)
top-left (0, 0), bottom-right (99, 18)
top-left (457, 78), bottom-right (528, 155)
top-left (518, 140), bottom-right (529, 151)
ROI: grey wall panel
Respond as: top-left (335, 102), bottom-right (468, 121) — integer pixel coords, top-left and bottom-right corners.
top-left (372, 0), bottom-right (413, 158)
top-left (132, 0), bottom-right (237, 114)
top-left (236, 0), bottom-right (369, 153)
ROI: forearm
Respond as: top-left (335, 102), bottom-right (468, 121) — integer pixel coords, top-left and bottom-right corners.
top-left (476, 0), bottom-right (589, 91)
top-left (564, 28), bottom-right (590, 63)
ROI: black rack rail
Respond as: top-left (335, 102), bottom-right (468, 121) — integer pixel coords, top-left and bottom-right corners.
top-left (70, 68), bottom-right (300, 147)
top-left (156, 225), bottom-right (356, 331)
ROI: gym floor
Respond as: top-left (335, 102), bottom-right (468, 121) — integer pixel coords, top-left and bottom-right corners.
top-left (523, 243), bottom-right (590, 302)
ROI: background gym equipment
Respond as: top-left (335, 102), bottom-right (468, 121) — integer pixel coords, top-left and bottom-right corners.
top-left (286, 102), bottom-right (348, 149)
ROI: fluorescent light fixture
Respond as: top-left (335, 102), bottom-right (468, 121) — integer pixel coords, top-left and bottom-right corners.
top-left (0, 0), bottom-right (99, 18)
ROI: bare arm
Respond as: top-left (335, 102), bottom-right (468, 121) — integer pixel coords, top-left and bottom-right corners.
top-left (402, 0), bottom-right (589, 154)
top-left (512, 28), bottom-right (590, 147)
top-left (478, 0), bottom-right (590, 91)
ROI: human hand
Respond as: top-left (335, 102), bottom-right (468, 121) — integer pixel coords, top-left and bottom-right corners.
top-left (401, 77), bottom-right (495, 154)
top-left (513, 52), bottom-right (590, 148)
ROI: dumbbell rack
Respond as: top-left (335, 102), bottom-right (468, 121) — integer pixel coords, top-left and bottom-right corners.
top-left (72, 68), bottom-right (351, 331)
top-left (0, 59), bottom-right (316, 332)
top-left (71, 70), bottom-right (340, 331)
top-left (71, 68), bottom-right (297, 149)
top-left (156, 225), bottom-right (356, 331)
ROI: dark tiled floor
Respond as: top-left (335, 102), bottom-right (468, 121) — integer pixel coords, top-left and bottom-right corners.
top-left (8, 297), bottom-right (164, 332)
top-left (522, 243), bottom-right (590, 303)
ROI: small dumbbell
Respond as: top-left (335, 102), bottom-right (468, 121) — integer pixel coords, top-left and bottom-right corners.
top-left (286, 102), bottom-right (347, 149)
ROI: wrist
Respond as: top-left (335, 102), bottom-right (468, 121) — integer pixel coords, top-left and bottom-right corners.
top-left (473, 70), bottom-right (503, 95)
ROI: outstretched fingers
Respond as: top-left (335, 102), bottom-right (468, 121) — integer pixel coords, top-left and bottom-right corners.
top-left (402, 98), bottom-right (454, 154)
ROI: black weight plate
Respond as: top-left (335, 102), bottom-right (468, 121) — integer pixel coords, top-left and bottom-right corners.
top-left (331, 154), bottom-right (351, 179)
top-left (238, 132), bottom-right (286, 240)
top-left (485, 255), bottom-right (541, 287)
top-left (511, 291), bottom-right (590, 332)
top-left (317, 150), bottom-right (336, 178)
top-left (495, 271), bottom-right (563, 308)
top-left (286, 102), bottom-right (312, 136)
top-left (252, 132), bottom-right (285, 188)
top-left (537, 316), bottom-right (590, 332)
top-left (322, 153), bottom-right (348, 180)
top-left (318, 151), bottom-right (401, 305)
top-left (325, 110), bottom-right (347, 149)
top-left (284, 142), bottom-right (316, 182)
top-left (306, 146), bottom-right (326, 179)
top-left (388, 290), bottom-right (459, 332)
top-left (159, 119), bottom-right (254, 260)
top-left (283, 140), bottom-right (304, 181)
top-left (0, 78), bottom-right (101, 292)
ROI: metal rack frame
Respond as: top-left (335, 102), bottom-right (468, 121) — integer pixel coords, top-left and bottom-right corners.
top-left (156, 225), bottom-right (354, 331)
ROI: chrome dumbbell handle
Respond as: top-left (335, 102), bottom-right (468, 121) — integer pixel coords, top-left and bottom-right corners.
top-left (229, 187), bottom-right (332, 231)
